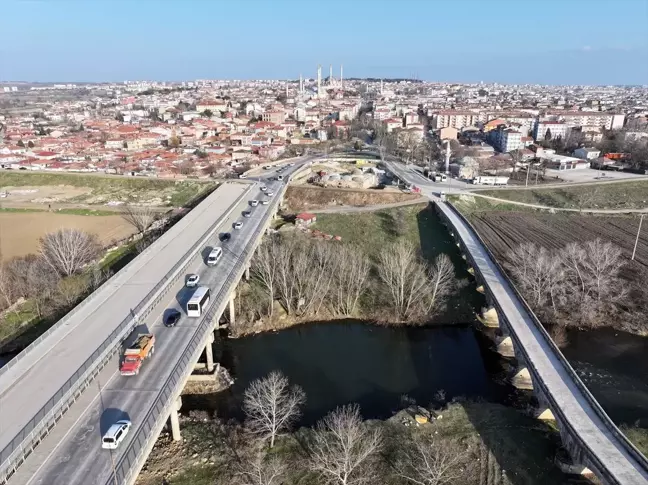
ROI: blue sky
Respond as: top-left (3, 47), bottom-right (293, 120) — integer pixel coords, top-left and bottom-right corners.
top-left (1, 0), bottom-right (647, 85)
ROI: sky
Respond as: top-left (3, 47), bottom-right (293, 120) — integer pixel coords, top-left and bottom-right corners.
top-left (1, 0), bottom-right (647, 85)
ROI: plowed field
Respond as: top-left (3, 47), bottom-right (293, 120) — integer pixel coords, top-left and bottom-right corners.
top-left (468, 211), bottom-right (648, 277)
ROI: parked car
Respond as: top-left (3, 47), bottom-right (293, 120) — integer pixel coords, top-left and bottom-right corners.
top-left (250, 200), bottom-right (259, 207)
top-left (220, 233), bottom-right (231, 242)
top-left (186, 274), bottom-right (200, 288)
top-left (243, 211), bottom-right (251, 218)
top-left (102, 420), bottom-right (131, 449)
top-left (164, 309), bottom-right (182, 327)
top-left (234, 221), bottom-right (243, 229)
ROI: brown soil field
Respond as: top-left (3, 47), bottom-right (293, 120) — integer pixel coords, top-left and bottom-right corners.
top-left (284, 185), bottom-right (420, 212)
top-left (467, 212), bottom-right (648, 270)
top-left (0, 212), bottom-right (136, 260)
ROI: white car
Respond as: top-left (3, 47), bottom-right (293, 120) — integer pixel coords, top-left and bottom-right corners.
top-left (102, 420), bottom-right (131, 450)
top-left (260, 185), bottom-right (267, 191)
top-left (186, 274), bottom-right (200, 288)
top-left (289, 162), bottom-right (295, 166)
top-left (261, 199), bottom-right (270, 205)
top-left (266, 191), bottom-right (274, 197)
top-left (234, 221), bottom-right (243, 230)
top-left (250, 200), bottom-right (259, 207)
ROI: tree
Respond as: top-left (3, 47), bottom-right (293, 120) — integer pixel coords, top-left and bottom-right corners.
top-left (121, 204), bottom-right (159, 235)
top-left (544, 128), bottom-right (552, 142)
top-left (251, 237), bottom-right (280, 317)
top-left (39, 228), bottom-right (101, 277)
top-left (428, 254), bottom-right (455, 311)
top-left (202, 109), bottom-right (213, 118)
top-left (330, 245), bottom-right (371, 316)
top-left (307, 404), bottom-right (383, 485)
top-left (234, 447), bottom-right (287, 485)
top-left (243, 371), bottom-right (305, 448)
top-left (168, 135), bottom-right (181, 148)
top-left (17, 140), bottom-right (24, 147)
top-left (390, 433), bottom-right (476, 485)
top-left (115, 112), bottom-right (124, 122)
top-left (27, 140), bottom-right (34, 148)
top-left (25, 257), bottom-right (60, 318)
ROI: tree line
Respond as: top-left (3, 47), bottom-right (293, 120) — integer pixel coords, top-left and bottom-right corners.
top-left (193, 370), bottom-right (477, 485)
top-left (506, 239), bottom-right (646, 336)
top-left (239, 235), bottom-right (457, 333)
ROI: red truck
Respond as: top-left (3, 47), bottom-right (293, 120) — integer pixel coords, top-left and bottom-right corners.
top-left (120, 333), bottom-right (155, 376)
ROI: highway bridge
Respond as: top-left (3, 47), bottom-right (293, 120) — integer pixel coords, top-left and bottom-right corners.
top-left (385, 160), bottom-right (648, 485)
top-left (0, 159), bottom-right (309, 485)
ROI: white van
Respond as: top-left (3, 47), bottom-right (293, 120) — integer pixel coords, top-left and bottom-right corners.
top-left (102, 420), bottom-right (131, 450)
top-left (206, 247), bottom-right (222, 266)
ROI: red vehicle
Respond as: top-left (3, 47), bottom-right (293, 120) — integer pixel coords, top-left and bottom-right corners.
top-left (120, 333), bottom-right (155, 376)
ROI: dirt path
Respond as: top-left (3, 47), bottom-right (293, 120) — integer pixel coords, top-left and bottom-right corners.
top-left (467, 193), bottom-right (648, 214)
top-left (309, 197), bottom-right (428, 214)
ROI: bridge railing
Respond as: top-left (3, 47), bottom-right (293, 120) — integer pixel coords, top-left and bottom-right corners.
top-left (0, 184), bottom-right (251, 484)
top-left (441, 201), bottom-right (648, 480)
top-left (105, 182), bottom-right (288, 485)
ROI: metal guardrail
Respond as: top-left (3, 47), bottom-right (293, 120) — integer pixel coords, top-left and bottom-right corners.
top-left (441, 201), bottom-right (648, 481)
top-left (0, 185), bottom-right (252, 484)
top-left (106, 182), bottom-right (288, 485)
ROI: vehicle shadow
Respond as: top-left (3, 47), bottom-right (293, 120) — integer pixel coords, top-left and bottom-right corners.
top-left (99, 408), bottom-right (131, 437)
top-left (201, 245), bottom-right (214, 264)
top-left (175, 287), bottom-right (191, 310)
top-left (121, 323), bottom-right (151, 352)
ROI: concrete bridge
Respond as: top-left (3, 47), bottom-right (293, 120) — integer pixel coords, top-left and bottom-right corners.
top-left (385, 160), bottom-right (648, 485)
top-left (0, 160), bottom-right (309, 485)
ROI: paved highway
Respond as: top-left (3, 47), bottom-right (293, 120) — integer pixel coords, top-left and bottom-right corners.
top-left (386, 160), bottom-right (648, 484)
top-left (7, 162), bottom-right (307, 485)
top-left (0, 182), bottom-right (249, 462)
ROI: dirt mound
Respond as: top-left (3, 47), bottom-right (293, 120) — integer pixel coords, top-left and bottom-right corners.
top-left (284, 186), bottom-right (419, 212)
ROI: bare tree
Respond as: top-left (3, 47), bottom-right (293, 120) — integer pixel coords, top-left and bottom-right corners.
top-left (428, 254), bottom-right (455, 312)
top-left (390, 433), bottom-right (476, 485)
top-left (234, 447), bottom-right (287, 485)
top-left (122, 204), bottom-right (159, 235)
top-left (330, 246), bottom-right (370, 316)
top-left (307, 404), bottom-right (383, 485)
top-left (252, 237), bottom-right (279, 317)
top-left (0, 264), bottom-right (15, 310)
top-left (40, 229), bottom-right (101, 276)
top-left (25, 258), bottom-right (60, 318)
top-left (243, 371), bottom-right (306, 448)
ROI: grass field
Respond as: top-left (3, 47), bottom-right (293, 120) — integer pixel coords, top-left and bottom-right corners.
top-left (475, 179), bottom-right (648, 210)
top-left (0, 171), bottom-right (213, 207)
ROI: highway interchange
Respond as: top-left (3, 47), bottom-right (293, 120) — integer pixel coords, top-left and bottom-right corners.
top-left (5, 160), bottom-right (307, 485)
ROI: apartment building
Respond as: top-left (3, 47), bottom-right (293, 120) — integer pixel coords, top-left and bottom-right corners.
top-left (533, 120), bottom-right (568, 141)
top-left (431, 110), bottom-right (477, 130)
top-left (542, 110), bottom-right (625, 130)
top-left (489, 127), bottom-right (522, 153)
top-left (262, 110), bottom-right (286, 124)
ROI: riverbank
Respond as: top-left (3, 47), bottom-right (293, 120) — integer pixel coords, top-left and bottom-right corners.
top-left (135, 401), bottom-right (568, 485)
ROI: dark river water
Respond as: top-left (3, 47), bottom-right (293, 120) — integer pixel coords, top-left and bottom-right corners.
top-left (185, 321), bottom-right (512, 425)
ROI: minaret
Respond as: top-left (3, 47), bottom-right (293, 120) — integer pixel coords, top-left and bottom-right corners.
top-left (340, 65), bottom-right (343, 89)
top-left (380, 79), bottom-right (384, 95)
top-left (329, 64), bottom-right (333, 85)
top-left (317, 65), bottom-right (322, 99)
top-left (444, 140), bottom-right (451, 174)
top-left (285, 82), bottom-right (288, 100)
top-left (299, 73), bottom-right (303, 93)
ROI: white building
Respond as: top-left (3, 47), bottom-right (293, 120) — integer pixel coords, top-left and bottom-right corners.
top-left (432, 110), bottom-right (478, 130)
top-left (542, 111), bottom-right (625, 130)
top-left (490, 128), bottom-right (522, 153)
top-left (533, 121), bottom-right (568, 141)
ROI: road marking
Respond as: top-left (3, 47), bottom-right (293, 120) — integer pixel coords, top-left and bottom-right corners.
top-left (24, 369), bottom-right (119, 485)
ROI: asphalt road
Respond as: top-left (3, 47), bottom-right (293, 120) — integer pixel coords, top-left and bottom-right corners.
top-left (387, 160), bottom-right (648, 484)
top-left (0, 182), bottom-right (249, 462)
top-left (8, 162), bottom-right (307, 485)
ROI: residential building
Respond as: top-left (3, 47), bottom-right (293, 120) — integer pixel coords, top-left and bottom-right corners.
top-left (533, 120), bottom-right (568, 141)
top-left (432, 110), bottom-right (477, 130)
top-left (489, 127), bottom-right (522, 153)
top-left (262, 110), bottom-right (286, 124)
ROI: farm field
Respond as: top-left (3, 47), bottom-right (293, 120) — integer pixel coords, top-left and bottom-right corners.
top-left (0, 171), bottom-right (213, 208)
top-left (0, 212), bottom-right (136, 260)
top-left (474, 179), bottom-right (648, 210)
top-left (467, 211), bottom-right (648, 270)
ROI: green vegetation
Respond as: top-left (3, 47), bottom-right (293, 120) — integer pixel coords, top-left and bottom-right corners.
top-left (475, 179), bottom-right (648, 210)
top-left (0, 207), bottom-right (44, 213)
top-left (54, 208), bottom-right (116, 216)
top-left (169, 466), bottom-right (219, 485)
top-left (312, 202), bottom-right (429, 257)
top-left (0, 171), bottom-right (215, 208)
top-left (621, 424), bottom-right (648, 457)
top-left (0, 302), bottom-right (38, 344)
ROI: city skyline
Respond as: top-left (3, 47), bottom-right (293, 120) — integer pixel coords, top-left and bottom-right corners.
top-left (1, 0), bottom-right (647, 85)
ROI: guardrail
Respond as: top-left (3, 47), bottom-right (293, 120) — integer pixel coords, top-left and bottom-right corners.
top-left (441, 201), bottom-right (648, 482)
top-left (106, 182), bottom-right (288, 485)
top-left (0, 184), bottom-right (252, 484)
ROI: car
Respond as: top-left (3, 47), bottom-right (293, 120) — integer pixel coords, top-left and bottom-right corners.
top-left (233, 221), bottom-right (243, 230)
top-left (250, 200), bottom-right (259, 207)
top-left (238, 173), bottom-right (247, 179)
top-left (261, 199), bottom-right (270, 205)
top-left (102, 420), bottom-right (131, 450)
top-left (260, 186), bottom-right (267, 191)
top-left (164, 308), bottom-right (182, 327)
top-left (243, 211), bottom-right (251, 218)
top-left (277, 175), bottom-right (284, 181)
top-left (266, 191), bottom-right (274, 197)
top-left (207, 247), bottom-right (223, 265)
top-left (186, 274), bottom-right (200, 288)
top-left (289, 162), bottom-right (295, 166)
top-left (263, 165), bottom-right (271, 170)
top-left (220, 232), bottom-right (231, 242)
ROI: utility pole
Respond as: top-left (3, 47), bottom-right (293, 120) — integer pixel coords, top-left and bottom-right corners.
top-left (632, 214), bottom-right (645, 261)
top-left (525, 163), bottom-right (531, 187)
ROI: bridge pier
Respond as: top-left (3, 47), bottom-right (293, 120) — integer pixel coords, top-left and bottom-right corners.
top-left (495, 335), bottom-right (515, 357)
top-left (229, 294), bottom-right (236, 326)
top-left (477, 306), bottom-right (499, 328)
top-left (205, 333), bottom-right (215, 372)
top-left (169, 396), bottom-right (182, 441)
top-left (511, 366), bottom-right (534, 390)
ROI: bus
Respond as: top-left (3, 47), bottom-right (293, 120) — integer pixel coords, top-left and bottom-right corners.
top-left (187, 286), bottom-right (210, 318)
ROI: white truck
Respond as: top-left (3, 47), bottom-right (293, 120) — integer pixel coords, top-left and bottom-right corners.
top-left (472, 176), bottom-right (509, 186)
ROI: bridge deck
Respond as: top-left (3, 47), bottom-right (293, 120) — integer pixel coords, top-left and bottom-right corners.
top-left (0, 183), bottom-right (248, 464)
top-left (436, 201), bottom-right (648, 484)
